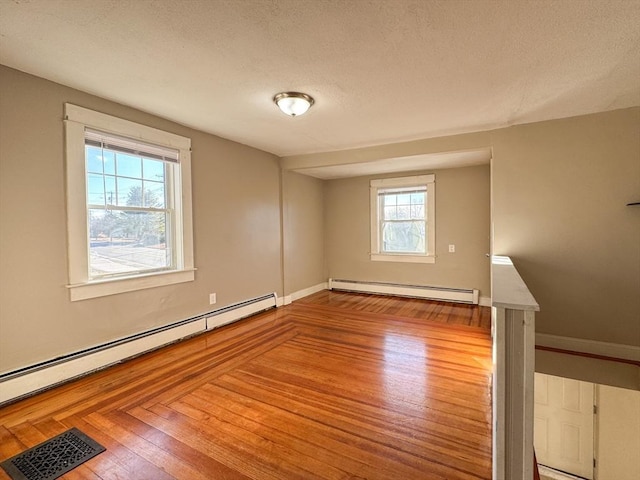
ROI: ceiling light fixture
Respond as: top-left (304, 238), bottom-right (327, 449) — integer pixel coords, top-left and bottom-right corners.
top-left (273, 92), bottom-right (314, 117)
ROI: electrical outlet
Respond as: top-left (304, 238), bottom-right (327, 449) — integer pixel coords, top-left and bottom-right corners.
top-left (209, 293), bottom-right (217, 305)
top-left (448, 244), bottom-right (455, 253)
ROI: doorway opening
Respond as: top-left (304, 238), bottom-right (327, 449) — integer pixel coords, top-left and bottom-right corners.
top-left (534, 372), bottom-right (640, 480)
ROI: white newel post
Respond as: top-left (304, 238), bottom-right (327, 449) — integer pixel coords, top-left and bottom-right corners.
top-left (492, 256), bottom-right (540, 480)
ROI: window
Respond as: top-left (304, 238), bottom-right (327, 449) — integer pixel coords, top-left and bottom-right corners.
top-left (65, 104), bottom-right (194, 301)
top-left (370, 174), bottom-right (435, 263)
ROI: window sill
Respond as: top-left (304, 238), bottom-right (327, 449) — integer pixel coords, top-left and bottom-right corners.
top-left (370, 254), bottom-right (435, 264)
top-left (67, 268), bottom-right (196, 301)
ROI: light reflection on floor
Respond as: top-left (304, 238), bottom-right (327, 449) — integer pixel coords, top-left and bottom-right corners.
top-left (382, 333), bottom-right (427, 407)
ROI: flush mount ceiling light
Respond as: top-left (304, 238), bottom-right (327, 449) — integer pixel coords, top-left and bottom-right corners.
top-left (273, 92), bottom-right (315, 117)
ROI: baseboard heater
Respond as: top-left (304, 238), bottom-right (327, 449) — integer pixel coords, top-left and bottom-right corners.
top-left (206, 293), bottom-right (277, 330)
top-left (328, 278), bottom-right (479, 304)
top-left (0, 292), bottom-right (277, 406)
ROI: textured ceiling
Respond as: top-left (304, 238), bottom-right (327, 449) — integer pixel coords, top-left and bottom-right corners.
top-left (1, 0), bottom-right (639, 157)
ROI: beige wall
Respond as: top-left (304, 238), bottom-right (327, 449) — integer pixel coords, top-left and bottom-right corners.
top-left (286, 107), bottom-right (640, 351)
top-left (0, 66), bottom-right (283, 373)
top-left (2, 62), bottom-right (638, 378)
top-left (491, 108), bottom-right (640, 347)
top-left (324, 165), bottom-right (491, 297)
top-left (282, 170), bottom-right (325, 295)
top-left (596, 384), bottom-right (640, 480)
top-left (535, 350), bottom-right (640, 391)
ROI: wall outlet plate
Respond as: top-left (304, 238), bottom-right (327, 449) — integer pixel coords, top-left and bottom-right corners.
top-left (209, 293), bottom-right (217, 305)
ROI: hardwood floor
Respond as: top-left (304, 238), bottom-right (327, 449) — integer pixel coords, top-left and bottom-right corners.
top-left (0, 291), bottom-right (492, 480)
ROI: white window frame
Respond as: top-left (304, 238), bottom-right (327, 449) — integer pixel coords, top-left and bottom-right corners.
top-left (370, 174), bottom-right (435, 264)
top-left (64, 104), bottom-right (195, 301)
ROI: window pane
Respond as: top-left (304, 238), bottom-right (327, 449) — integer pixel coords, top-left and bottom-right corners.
top-left (104, 176), bottom-right (116, 205)
top-left (87, 173), bottom-right (105, 205)
top-left (143, 181), bottom-right (165, 208)
top-left (410, 192), bottom-right (424, 205)
top-left (86, 144), bottom-right (172, 278)
top-left (88, 209), bottom-right (170, 278)
top-left (383, 194), bottom-right (397, 207)
top-left (396, 205), bottom-right (411, 219)
top-left (117, 178), bottom-right (143, 206)
top-left (396, 193), bottom-right (411, 205)
top-left (383, 205), bottom-right (397, 220)
top-left (143, 158), bottom-right (165, 181)
top-left (116, 153), bottom-right (142, 178)
top-left (86, 146), bottom-right (104, 174)
top-left (102, 150), bottom-right (116, 175)
top-left (382, 220), bottom-right (425, 253)
top-left (410, 204), bottom-right (425, 219)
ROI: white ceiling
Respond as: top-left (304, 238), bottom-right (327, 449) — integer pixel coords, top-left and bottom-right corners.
top-left (1, 0), bottom-right (639, 159)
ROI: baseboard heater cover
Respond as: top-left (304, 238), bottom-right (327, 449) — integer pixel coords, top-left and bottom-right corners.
top-left (206, 293), bottom-right (277, 330)
top-left (0, 292), bottom-right (278, 406)
top-left (328, 278), bottom-right (479, 304)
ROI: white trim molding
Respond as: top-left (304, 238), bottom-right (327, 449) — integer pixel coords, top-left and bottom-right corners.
top-left (370, 253), bottom-right (436, 264)
top-left (536, 333), bottom-right (640, 363)
top-left (278, 282), bottom-right (328, 306)
top-left (64, 103), bottom-right (195, 301)
top-left (479, 296), bottom-right (492, 307)
top-left (291, 282), bottom-right (328, 302)
top-left (68, 269), bottom-right (197, 302)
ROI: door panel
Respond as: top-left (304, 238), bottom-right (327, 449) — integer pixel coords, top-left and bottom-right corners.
top-left (534, 373), bottom-right (594, 479)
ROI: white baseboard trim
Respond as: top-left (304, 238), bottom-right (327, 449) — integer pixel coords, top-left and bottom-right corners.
top-left (278, 283), bottom-right (328, 306)
top-left (290, 282), bottom-right (328, 302)
top-left (0, 319), bottom-right (205, 405)
top-left (329, 278), bottom-right (479, 304)
top-left (479, 296), bottom-right (492, 307)
top-left (536, 333), bottom-right (640, 362)
top-left (0, 293), bottom-right (278, 405)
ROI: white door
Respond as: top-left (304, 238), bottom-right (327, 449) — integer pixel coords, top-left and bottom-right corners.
top-left (534, 373), bottom-right (595, 479)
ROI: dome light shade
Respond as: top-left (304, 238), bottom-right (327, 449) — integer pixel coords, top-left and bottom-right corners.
top-left (273, 92), bottom-right (314, 116)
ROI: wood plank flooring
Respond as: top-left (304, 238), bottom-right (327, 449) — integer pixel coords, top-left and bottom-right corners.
top-left (0, 291), bottom-right (492, 480)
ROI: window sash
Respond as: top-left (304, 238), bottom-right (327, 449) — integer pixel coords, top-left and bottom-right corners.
top-left (84, 130), bottom-right (178, 281)
top-left (370, 174), bottom-right (435, 262)
top-left (379, 189), bottom-right (425, 222)
top-left (378, 196), bottom-right (428, 255)
top-left (88, 204), bottom-right (171, 213)
top-left (86, 206), bottom-right (176, 279)
top-left (379, 192), bottom-right (427, 254)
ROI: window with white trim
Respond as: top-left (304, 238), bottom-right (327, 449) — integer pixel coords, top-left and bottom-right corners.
top-left (370, 174), bottom-right (435, 263)
top-left (64, 104), bottom-right (195, 301)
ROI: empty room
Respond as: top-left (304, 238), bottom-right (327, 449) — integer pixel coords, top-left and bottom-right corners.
top-left (0, 1), bottom-right (638, 480)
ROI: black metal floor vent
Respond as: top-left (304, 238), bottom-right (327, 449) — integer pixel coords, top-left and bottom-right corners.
top-left (0, 428), bottom-right (105, 480)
